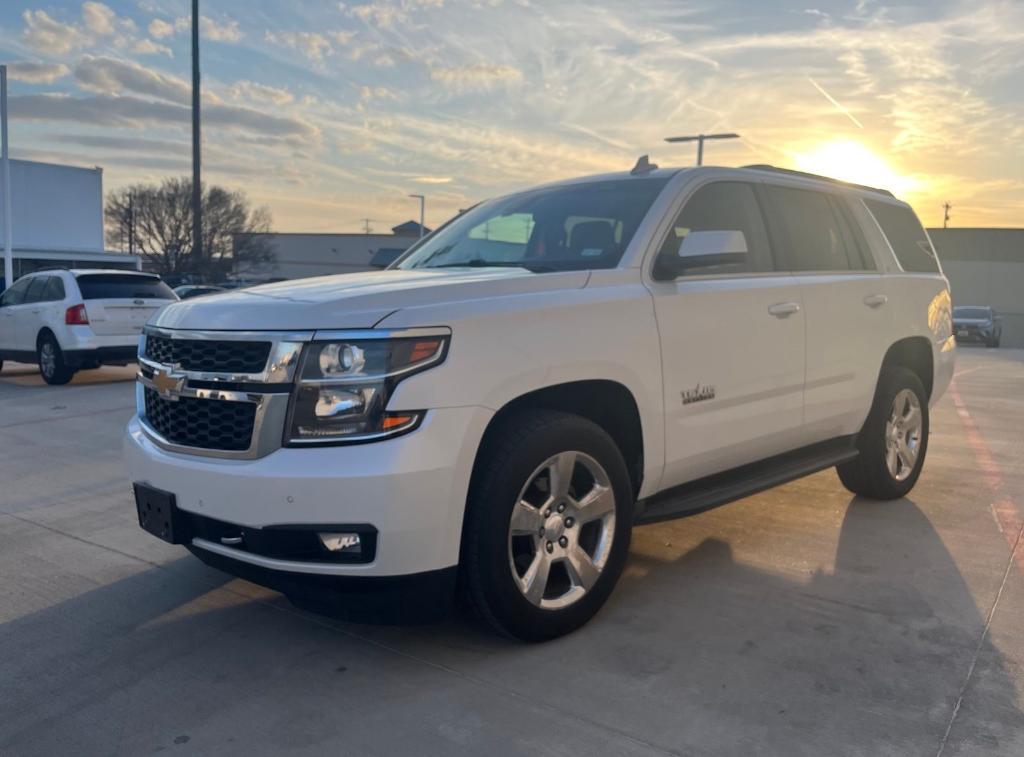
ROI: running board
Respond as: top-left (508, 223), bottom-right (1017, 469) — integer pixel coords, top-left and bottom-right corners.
top-left (635, 436), bottom-right (858, 525)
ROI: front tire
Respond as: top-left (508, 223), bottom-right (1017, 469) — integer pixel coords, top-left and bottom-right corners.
top-left (38, 334), bottom-right (75, 385)
top-left (837, 367), bottom-right (928, 500)
top-left (462, 410), bottom-right (633, 641)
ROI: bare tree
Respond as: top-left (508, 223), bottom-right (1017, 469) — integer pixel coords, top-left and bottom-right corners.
top-left (106, 178), bottom-right (274, 281)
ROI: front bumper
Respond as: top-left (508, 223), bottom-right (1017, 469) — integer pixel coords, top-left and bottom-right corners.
top-left (124, 405), bottom-right (493, 579)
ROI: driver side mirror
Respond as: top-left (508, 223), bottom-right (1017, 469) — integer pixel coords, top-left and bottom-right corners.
top-left (655, 230), bottom-right (748, 280)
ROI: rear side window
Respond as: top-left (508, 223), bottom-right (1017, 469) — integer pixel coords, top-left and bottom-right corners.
top-left (23, 277), bottom-right (49, 303)
top-left (764, 186), bottom-right (862, 272)
top-left (656, 181), bottom-right (775, 276)
top-left (44, 277), bottom-right (66, 301)
top-left (75, 274), bottom-right (176, 300)
top-left (863, 199), bottom-right (939, 273)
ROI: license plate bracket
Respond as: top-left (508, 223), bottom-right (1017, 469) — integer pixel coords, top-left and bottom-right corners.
top-left (134, 483), bottom-right (188, 544)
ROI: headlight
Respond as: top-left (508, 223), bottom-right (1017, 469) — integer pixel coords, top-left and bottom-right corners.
top-left (285, 330), bottom-right (449, 445)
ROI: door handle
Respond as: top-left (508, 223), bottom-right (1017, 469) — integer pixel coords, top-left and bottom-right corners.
top-left (768, 301), bottom-right (801, 318)
top-left (863, 294), bottom-right (888, 308)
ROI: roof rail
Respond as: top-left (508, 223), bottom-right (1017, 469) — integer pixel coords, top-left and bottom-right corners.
top-left (741, 164), bottom-right (895, 198)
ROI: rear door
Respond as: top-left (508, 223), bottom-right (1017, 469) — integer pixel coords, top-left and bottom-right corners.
top-left (74, 274), bottom-right (176, 337)
top-left (17, 276), bottom-right (53, 350)
top-left (761, 184), bottom-right (892, 442)
top-left (646, 180), bottom-right (807, 488)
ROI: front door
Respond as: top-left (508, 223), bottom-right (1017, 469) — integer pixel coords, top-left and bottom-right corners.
top-left (646, 181), bottom-right (806, 490)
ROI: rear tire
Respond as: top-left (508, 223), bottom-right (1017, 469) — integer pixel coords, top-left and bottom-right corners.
top-left (38, 334), bottom-right (75, 385)
top-left (837, 367), bottom-right (928, 500)
top-left (462, 410), bottom-right (633, 642)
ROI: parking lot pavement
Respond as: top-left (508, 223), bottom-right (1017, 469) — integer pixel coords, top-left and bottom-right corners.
top-left (1, 350), bottom-right (1023, 756)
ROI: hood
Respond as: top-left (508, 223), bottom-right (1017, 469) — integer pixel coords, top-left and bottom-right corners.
top-left (149, 268), bottom-right (590, 331)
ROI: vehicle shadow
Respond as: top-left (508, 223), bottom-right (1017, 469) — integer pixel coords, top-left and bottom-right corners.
top-left (2, 497), bottom-right (1021, 756)
top-left (0, 361), bottom-right (136, 387)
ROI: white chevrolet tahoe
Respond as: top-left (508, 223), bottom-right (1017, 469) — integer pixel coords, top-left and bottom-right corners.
top-left (124, 164), bottom-right (955, 641)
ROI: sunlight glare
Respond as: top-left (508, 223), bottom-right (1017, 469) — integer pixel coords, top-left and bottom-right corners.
top-left (790, 140), bottom-right (917, 195)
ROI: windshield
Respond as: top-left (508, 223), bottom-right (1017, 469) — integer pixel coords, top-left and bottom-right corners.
top-left (396, 178), bottom-right (669, 272)
top-left (954, 307), bottom-right (992, 320)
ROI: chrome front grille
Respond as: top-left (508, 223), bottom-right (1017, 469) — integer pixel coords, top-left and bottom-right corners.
top-left (144, 334), bottom-right (272, 374)
top-left (144, 387), bottom-right (257, 451)
top-left (137, 328), bottom-right (312, 459)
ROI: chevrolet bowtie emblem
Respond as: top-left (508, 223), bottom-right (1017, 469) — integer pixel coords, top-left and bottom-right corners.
top-left (152, 366), bottom-right (185, 397)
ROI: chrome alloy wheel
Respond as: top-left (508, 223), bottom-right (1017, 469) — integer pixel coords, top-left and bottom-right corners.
top-left (40, 342), bottom-right (57, 379)
top-left (507, 451), bottom-right (616, 610)
top-left (885, 388), bottom-right (922, 482)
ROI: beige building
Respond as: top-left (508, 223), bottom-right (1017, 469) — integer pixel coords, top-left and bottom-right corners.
top-left (928, 228), bottom-right (1024, 348)
top-left (234, 221), bottom-right (429, 283)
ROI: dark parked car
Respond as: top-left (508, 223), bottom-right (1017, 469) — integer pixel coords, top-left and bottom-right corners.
top-left (173, 285), bottom-right (225, 300)
top-left (953, 306), bottom-right (1001, 347)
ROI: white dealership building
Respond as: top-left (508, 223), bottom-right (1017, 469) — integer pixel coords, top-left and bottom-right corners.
top-left (0, 159), bottom-right (139, 290)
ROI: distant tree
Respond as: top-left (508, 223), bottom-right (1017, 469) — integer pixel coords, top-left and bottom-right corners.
top-left (105, 177), bottom-right (274, 281)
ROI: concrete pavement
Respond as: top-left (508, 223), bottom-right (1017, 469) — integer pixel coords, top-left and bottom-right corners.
top-left (1, 350), bottom-right (1023, 756)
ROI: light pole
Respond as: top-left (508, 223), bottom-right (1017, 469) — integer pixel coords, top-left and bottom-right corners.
top-left (191, 0), bottom-right (202, 271)
top-left (664, 133), bottom-right (740, 166)
top-left (1, 65), bottom-right (12, 290)
top-left (409, 194), bottom-right (425, 239)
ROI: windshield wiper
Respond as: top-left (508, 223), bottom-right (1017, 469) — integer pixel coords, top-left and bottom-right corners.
top-left (430, 259), bottom-right (556, 273)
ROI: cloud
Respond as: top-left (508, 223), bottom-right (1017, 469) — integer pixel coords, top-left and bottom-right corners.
top-left (11, 93), bottom-right (319, 141)
top-left (82, 2), bottom-right (118, 35)
top-left (148, 19), bottom-right (174, 39)
top-left (359, 86), bottom-right (398, 101)
top-left (132, 38), bottom-right (173, 56)
top-left (7, 61), bottom-right (71, 84)
top-left (229, 81), bottom-right (295, 106)
top-left (74, 55), bottom-right (190, 105)
top-left (429, 63), bottom-right (522, 90)
top-left (22, 10), bottom-right (86, 54)
top-left (265, 31), bottom-right (340, 63)
top-left (412, 176), bottom-right (453, 184)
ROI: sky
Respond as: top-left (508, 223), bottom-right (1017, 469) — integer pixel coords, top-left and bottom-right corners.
top-left (0, 0), bottom-right (1022, 235)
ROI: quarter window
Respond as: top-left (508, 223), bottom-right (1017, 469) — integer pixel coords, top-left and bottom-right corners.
top-left (864, 199), bottom-right (939, 273)
top-left (765, 186), bottom-right (861, 272)
top-left (655, 181), bottom-right (774, 277)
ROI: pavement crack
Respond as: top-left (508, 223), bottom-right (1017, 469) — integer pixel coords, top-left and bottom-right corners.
top-left (935, 515), bottom-right (1024, 757)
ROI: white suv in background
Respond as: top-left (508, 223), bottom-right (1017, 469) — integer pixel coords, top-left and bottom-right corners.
top-left (0, 269), bottom-right (177, 384)
top-left (124, 164), bottom-right (955, 641)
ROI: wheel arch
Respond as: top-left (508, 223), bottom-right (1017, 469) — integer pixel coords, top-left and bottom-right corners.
top-left (471, 379), bottom-right (646, 500)
top-left (880, 336), bottom-right (934, 400)
top-left (36, 327), bottom-right (57, 350)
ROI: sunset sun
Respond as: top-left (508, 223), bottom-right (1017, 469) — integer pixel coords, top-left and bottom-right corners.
top-left (790, 140), bottom-right (918, 196)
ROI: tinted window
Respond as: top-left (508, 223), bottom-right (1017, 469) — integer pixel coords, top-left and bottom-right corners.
top-left (44, 276), bottom-right (66, 301)
top-left (24, 277), bottom-right (49, 304)
top-left (655, 182), bottom-right (774, 276)
top-left (0, 277), bottom-right (31, 306)
top-left (864, 199), bottom-right (939, 273)
top-left (398, 178), bottom-right (669, 272)
top-left (766, 186), bottom-right (860, 272)
top-left (75, 274), bottom-right (176, 300)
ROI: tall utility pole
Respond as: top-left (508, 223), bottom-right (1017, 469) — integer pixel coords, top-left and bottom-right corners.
top-left (943, 202), bottom-right (952, 229)
top-left (664, 133), bottom-right (740, 166)
top-left (191, 0), bottom-right (202, 269)
top-left (409, 194), bottom-right (425, 238)
top-left (360, 218), bottom-right (375, 234)
top-left (1, 65), bottom-right (12, 290)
